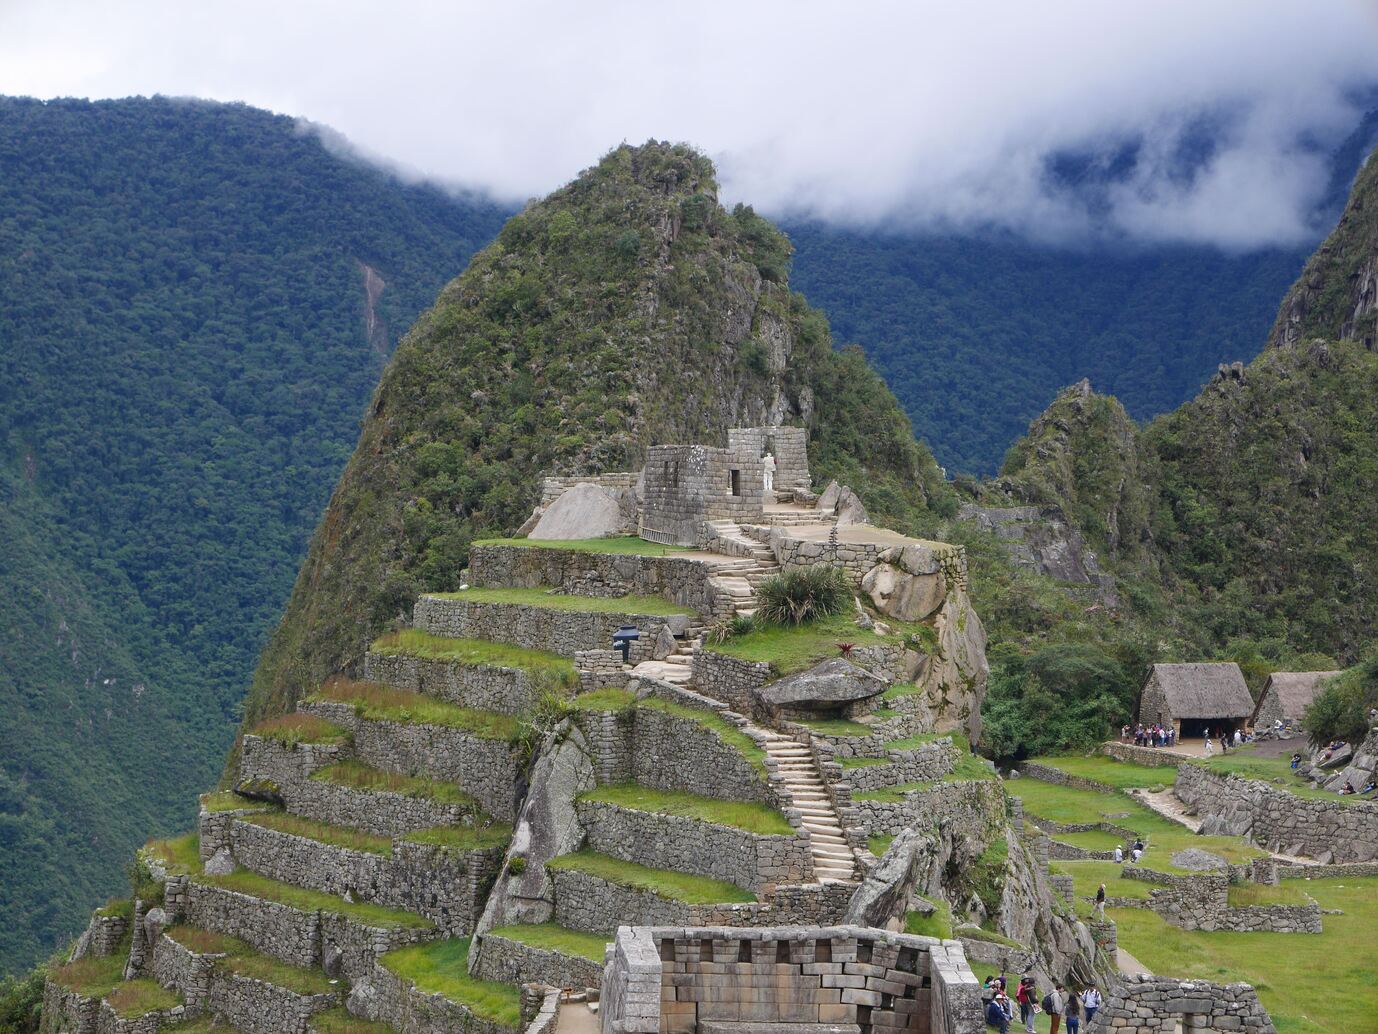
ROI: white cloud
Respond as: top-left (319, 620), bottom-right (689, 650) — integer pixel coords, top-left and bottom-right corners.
top-left (1, 0), bottom-right (1375, 247)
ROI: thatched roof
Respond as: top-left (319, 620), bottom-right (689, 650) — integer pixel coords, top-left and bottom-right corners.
top-left (1150, 663), bottom-right (1254, 718)
top-left (1262, 671), bottom-right (1340, 719)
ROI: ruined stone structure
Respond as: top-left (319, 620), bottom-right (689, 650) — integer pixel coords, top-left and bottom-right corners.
top-left (638, 444), bottom-right (764, 547)
top-left (727, 425), bottom-right (810, 495)
top-left (1136, 662), bottom-right (1254, 739)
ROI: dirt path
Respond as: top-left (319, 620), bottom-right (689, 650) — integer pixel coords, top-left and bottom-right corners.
top-left (554, 1002), bottom-right (600, 1034)
top-left (1116, 947), bottom-right (1152, 976)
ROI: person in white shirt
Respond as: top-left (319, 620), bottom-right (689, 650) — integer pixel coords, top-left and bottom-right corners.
top-left (1112, 845), bottom-right (1123, 864)
top-left (1081, 985), bottom-right (1102, 1026)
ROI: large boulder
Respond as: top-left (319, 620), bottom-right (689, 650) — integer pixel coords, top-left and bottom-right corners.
top-left (917, 591), bottom-right (989, 744)
top-left (817, 480), bottom-right (842, 512)
top-left (528, 482), bottom-right (633, 540)
top-left (843, 827), bottom-right (938, 929)
top-left (861, 545), bottom-right (947, 622)
top-left (835, 486), bottom-right (869, 526)
top-left (758, 658), bottom-right (887, 708)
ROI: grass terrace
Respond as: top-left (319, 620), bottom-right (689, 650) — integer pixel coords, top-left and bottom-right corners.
top-left (852, 751), bottom-right (996, 801)
top-left (705, 613), bottom-right (923, 676)
top-left (903, 898), bottom-right (953, 939)
top-left (105, 979), bottom-right (180, 1018)
top-left (402, 824), bottom-right (513, 853)
top-left (638, 697), bottom-right (767, 774)
top-left (310, 1007), bottom-right (396, 1034)
top-left (248, 713), bottom-right (349, 748)
top-left (868, 835), bottom-right (894, 856)
top-left (145, 833), bottom-right (201, 875)
top-left (49, 946), bottom-right (128, 998)
top-left (1110, 875), bottom-right (1378, 1033)
top-left (197, 869), bottom-right (434, 930)
top-left (475, 536), bottom-right (699, 557)
top-left (164, 927), bottom-right (336, 996)
top-left (1053, 829), bottom-right (1126, 852)
top-left (839, 757), bottom-right (888, 769)
top-left (1226, 882), bottom-right (1310, 907)
top-left (1198, 747), bottom-right (1364, 804)
top-left (240, 812), bottom-right (393, 855)
top-left (796, 717), bottom-right (872, 737)
top-left (163, 1017), bottom-right (245, 1034)
top-left (200, 791), bottom-right (274, 814)
top-left (310, 679), bottom-right (524, 742)
top-left (370, 630), bottom-right (577, 683)
top-left (547, 850), bottom-right (756, 904)
top-left (571, 687), bottom-right (638, 712)
top-left (95, 898), bottom-right (133, 919)
top-left (381, 938), bottom-right (520, 1027)
top-left (1052, 860), bottom-right (1157, 909)
top-left (489, 922), bottom-right (611, 962)
top-left (1029, 754), bottom-right (1171, 790)
top-left (430, 585), bottom-right (694, 617)
top-left (884, 730), bottom-right (967, 752)
top-left (311, 760), bottom-right (482, 810)
top-left (578, 783), bottom-right (794, 835)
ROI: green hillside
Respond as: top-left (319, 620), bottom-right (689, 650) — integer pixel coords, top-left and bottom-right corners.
top-left (243, 141), bottom-right (951, 729)
top-left (0, 96), bottom-right (506, 971)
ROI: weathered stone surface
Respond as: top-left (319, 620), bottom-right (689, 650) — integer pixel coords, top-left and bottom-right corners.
top-left (817, 480), bottom-right (842, 512)
top-left (834, 487), bottom-right (869, 526)
top-left (529, 482), bottom-right (633, 540)
top-left (203, 848), bottom-right (236, 876)
top-left (958, 503), bottom-right (1118, 607)
top-left (758, 658), bottom-right (886, 708)
top-left (861, 560), bottom-right (946, 622)
top-left (1171, 848), bottom-right (1228, 871)
top-left (843, 827), bottom-right (937, 929)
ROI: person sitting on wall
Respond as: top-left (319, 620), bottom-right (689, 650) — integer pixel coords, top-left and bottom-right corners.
top-left (986, 992), bottom-right (1013, 1033)
top-left (1340, 781), bottom-right (1355, 795)
top-left (1291, 752), bottom-right (1303, 770)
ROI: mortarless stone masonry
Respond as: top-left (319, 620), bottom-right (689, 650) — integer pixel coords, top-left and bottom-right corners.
top-left (474, 933), bottom-right (605, 991)
top-left (361, 652), bottom-right (552, 716)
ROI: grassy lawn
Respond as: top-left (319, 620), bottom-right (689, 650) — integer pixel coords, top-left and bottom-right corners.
top-left (402, 824), bottom-right (512, 853)
top-left (240, 812), bottom-right (393, 855)
top-left (370, 629), bottom-right (576, 681)
top-left (638, 697), bottom-right (767, 773)
top-left (839, 756), bottom-right (888, 769)
top-left (1226, 882), bottom-right (1310, 906)
top-left (488, 923), bottom-right (612, 962)
top-left (1053, 829), bottom-right (1125, 852)
top-left (474, 536), bottom-right (698, 557)
top-left (381, 938), bottom-right (520, 1027)
top-left (1029, 754), bottom-right (1171, 790)
top-left (1012, 780), bottom-right (1264, 870)
top-left (310, 1007), bottom-right (397, 1034)
top-left (796, 717), bottom-right (873, 737)
top-left (430, 585), bottom-right (693, 617)
top-left (197, 869), bottom-right (434, 930)
top-left (309, 679), bottom-right (523, 742)
top-left (49, 949), bottom-right (127, 997)
top-left (1111, 876), bottom-right (1378, 1033)
top-left (248, 713), bottom-right (349, 747)
top-left (1198, 748), bottom-right (1361, 804)
top-left (200, 791), bottom-right (271, 814)
top-left (547, 850), bottom-right (756, 904)
top-left (704, 613), bottom-right (919, 675)
top-left (165, 927), bottom-right (336, 995)
top-left (904, 897), bottom-right (953, 939)
top-left (868, 835), bottom-right (894, 856)
top-left (105, 979), bottom-right (180, 1018)
top-left (578, 783), bottom-right (793, 835)
top-left (145, 833), bottom-right (202, 875)
top-left (311, 760), bottom-right (481, 810)
top-left (571, 687), bottom-right (637, 711)
top-left (1052, 860), bottom-right (1156, 909)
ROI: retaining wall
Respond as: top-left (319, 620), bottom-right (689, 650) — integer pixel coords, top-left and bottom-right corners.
top-left (352, 960), bottom-right (517, 1034)
top-left (361, 654), bottom-right (547, 716)
top-left (412, 596), bottom-right (690, 658)
top-left (852, 779), bottom-right (1005, 839)
top-left (1086, 974), bottom-right (1275, 1033)
top-left (474, 934), bottom-right (604, 991)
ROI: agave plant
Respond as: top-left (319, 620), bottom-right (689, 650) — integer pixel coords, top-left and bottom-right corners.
top-left (755, 566), bottom-right (851, 626)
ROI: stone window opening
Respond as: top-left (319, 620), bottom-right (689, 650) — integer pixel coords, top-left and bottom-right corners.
top-left (729, 468), bottom-right (741, 496)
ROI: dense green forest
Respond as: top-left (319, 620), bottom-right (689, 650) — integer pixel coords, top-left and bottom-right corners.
top-left (0, 96), bottom-right (507, 971)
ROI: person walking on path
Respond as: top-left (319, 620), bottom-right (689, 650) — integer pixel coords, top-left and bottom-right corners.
top-left (1081, 984), bottom-right (1102, 1026)
top-left (1064, 989), bottom-right (1082, 1034)
top-left (1044, 983), bottom-right (1065, 1034)
top-left (1094, 883), bottom-right (1106, 918)
top-left (1204, 734), bottom-right (1213, 756)
top-left (1112, 845), bottom-right (1123, 864)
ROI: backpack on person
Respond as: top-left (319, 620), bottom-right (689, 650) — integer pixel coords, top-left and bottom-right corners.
top-left (1042, 993), bottom-right (1054, 1014)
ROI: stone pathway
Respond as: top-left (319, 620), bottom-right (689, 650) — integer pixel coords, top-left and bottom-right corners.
top-left (1116, 947), bottom-right (1152, 976)
top-left (1131, 788), bottom-right (1314, 865)
top-left (761, 734), bottom-right (858, 882)
top-left (553, 1001), bottom-right (600, 1034)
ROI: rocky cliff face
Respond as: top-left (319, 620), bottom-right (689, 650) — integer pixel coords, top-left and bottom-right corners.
top-left (242, 142), bottom-right (951, 731)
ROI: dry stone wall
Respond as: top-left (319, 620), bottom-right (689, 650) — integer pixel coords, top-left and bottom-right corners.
top-left (208, 969), bottom-right (337, 1034)
top-left (474, 933), bottom-right (604, 991)
top-left (852, 779), bottom-right (1004, 839)
top-left (1175, 763), bottom-right (1378, 862)
top-left (639, 444), bottom-right (764, 547)
top-left (689, 651), bottom-right (771, 713)
top-left (841, 740), bottom-right (958, 794)
top-left (277, 777), bottom-right (478, 838)
top-left (630, 706), bottom-right (777, 808)
top-left (1086, 975), bottom-right (1276, 1033)
top-left (468, 546), bottom-right (726, 620)
top-left (238, 737), bottom-right (344, 791)
top-left (727, 426), bottom-right (810, 491)
top-left (575, 800), bottom-right (812, 891)
top-left (412, 596), bottom-right (691, 658)
top-left (540, 474), bottom-right (638, 507)
top-left (362, 653), bottom-right (545, 716)
top-left (350, 961), bottom-right (514, 1034)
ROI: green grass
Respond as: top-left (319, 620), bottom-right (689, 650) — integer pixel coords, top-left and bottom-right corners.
top-left (839, 756), bottom-right (888, 768)
top-left (197, 869), bottom-right (433, 931)
top-left (796, 717), bottom-right (873, 737)
top-left (369, 629), bottom-right (577, 682)
top-left (163, 1017), bottom-right (245, 1033)
top-left (954, 926), bottom-right (1025, 948)
top-left (381, 938), bottom-right (520, 1027)
top-left (145, 833), bottom-right (202, 875)
top-left (1111, 876), bottom-right (1378, 1033)
top-left (868, 835), bottom-right (894, 856)
top-left (402, 824), bottom-right (513, 853)
top-left (547, 850), bottom-right (756, 904)
top-left (488, 923), bottom-right (611, 962)
top-left (1198, 748), bottom-right (1362, 804)
top-left (200, 791), bottom-right (270, 814)
top-left (884, 730), bottom-right (965, 751)
top-left (705, 612), bottom-right (915, 675)
top-left (430, 585), bottom-right (694, 617)
top-left (1053, 829), bottom-right (1125, 852)
top-left (240, 812), bottom-right (394, 855)
top-left (164, 927), bottom-right (335, 995)
top-left (311, 760), bottom-right (481, 810)
top-left (475, 536), bottom-right (698, 557)
top-left (1010, 779), bottom-right (1264, 869)
top-left (248, 713), bottom-right (349, 747)
top-left (1029, 754), bottom-right (1171, 790)
top-left (1226, 882), bottom-right (1310, 906)
top-left (49, 948), bottom-right (127, 997)
top-left (571, 687), bottom-right (638, 711)
top-left (904, 898), bottom-right (952, 939)
top-left (638, 697), bottom-right (767, 773)
top-left (310, 1007), bottom-right (396, 1034)
top-left (95, 897), bottom-right (133, 919)
top-left (105, 978), bottom-right (180, 1018)
top-left (1051, 860), bottom-right (1157, 908)
top-left (852, 749), bottom-right (995, 801)
top-left (309, 678), bottom-right (523, 742)
top-left (578, 783), bottom-right (794, 835)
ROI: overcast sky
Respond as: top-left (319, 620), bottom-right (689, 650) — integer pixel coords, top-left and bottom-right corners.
top-left (3, 1), bottom-right (1376, 248)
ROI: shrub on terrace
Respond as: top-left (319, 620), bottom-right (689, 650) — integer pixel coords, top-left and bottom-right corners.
top-left (755, 567), bottom-right (851, 627)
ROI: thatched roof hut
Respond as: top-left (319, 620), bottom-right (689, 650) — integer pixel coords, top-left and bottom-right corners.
top-left (1137, 662), bottom-right (1254, 733)
top-left (1251, 670), bottom-right (1340, 728)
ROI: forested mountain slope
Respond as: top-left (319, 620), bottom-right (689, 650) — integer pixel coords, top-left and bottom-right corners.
top-left (0, 96), bottom-right (506, 971)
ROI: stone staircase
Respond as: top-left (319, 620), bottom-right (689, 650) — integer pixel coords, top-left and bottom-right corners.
top-left (761, 735), bottom-right (858, 882)
top-left (704, 521), bottom-right (783, 618)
